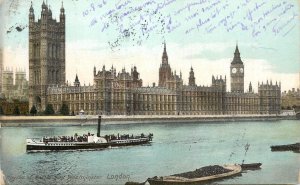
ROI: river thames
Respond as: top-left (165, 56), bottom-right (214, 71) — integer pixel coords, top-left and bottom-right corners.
top-left (1, 120), bottom-right (299, 185)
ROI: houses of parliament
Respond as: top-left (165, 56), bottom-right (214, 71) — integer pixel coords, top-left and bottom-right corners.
top-left (28, 2), bottom-right (281, 115)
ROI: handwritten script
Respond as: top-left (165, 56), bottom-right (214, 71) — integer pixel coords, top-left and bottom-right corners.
top-left (81, 0), bottom-right (298, 50)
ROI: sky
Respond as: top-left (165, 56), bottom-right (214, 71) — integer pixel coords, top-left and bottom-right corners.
top-left (1, 0), bottom-right (300, 92)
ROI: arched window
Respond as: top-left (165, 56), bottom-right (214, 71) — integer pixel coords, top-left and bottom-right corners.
top-left (48, 43), bottom-right (51, 57)
top-left (56, 70), bottom-right (59, 83)
top-left (52, 70), bottom-right (55, 83)
top-left (56, 45), bottom-right (59, 58)
top-left (52, 44), bottom-right (55, 58)
top-left (33, 44), bottom-right (36, 58)
top-left (48, 70), bottom-right (51, 82)
top-left (37, 44), bottom-right (40, 58)
top-left (34, 71), bottom-right (36, 84)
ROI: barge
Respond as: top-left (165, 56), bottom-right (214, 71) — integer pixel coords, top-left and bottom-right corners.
top-left (147, 164), bottom-right (242, 185)
top-left (270, 143), bottom-right (300, 152)
top-left (240, 163), bottom-right (262, 170)
top-left (26, 116), bottom-right (153, 151)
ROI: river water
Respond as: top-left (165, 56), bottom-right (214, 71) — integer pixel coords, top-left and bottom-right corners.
top-left (1, 120), bottom-right (299, 185)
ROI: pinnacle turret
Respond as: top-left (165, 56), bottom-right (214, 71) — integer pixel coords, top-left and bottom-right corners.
top-left (162, 41), bottom-right (168, 64)
top-left (231, 43), bottom-right (243, 64)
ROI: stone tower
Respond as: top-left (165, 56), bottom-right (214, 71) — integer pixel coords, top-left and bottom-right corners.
top-left (28, 1), bottom-right (65, 111)
top-left (2, 68), bottom-right (14, 99)
top-left (74, 74), bottom-right (80, 87)
top-left (188, 66), bottom-right (196, 86)
top-left (230, 44), bottom-right (244, 93)
top-left (158, 42), bottom-right (172, 87)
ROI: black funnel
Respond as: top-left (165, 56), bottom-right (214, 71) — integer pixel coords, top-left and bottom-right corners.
top-left (97, 115), bottom-right (101, 137)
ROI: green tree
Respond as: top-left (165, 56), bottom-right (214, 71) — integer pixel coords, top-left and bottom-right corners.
top-left (0, 106), bottom-right (4, 115)
top-left (13, 106), bottom-right (20, 115)
top-left (44, 104), bottom-right (55, 115)
top-left (30, 105), bottom-right (38, 116)
top-left (60, 103), bottom-right (69, 115)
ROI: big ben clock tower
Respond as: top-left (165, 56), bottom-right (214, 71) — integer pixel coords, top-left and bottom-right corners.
top-left (230, 44), bottom-right (244, 93)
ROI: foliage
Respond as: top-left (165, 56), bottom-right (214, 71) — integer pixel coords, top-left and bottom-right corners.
top-left (13, 106), bottom-right (20, 115)
top-left (0, 106), bottom-right (4, 115)
top-left (44, 104), bottom-right (55, 115)
top-left (60, 103), bottom-right (69, 115)
top-left (30, 105), bottom-right (38, 115)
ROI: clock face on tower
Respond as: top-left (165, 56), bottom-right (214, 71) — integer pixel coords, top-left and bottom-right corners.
top-left (232, 68), bottom-right (237, 73)
top-left (240, 68), bottom-right (244, 73)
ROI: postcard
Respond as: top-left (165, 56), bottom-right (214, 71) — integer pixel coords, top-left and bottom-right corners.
top-left (0, 0), bottom-right (299, 185)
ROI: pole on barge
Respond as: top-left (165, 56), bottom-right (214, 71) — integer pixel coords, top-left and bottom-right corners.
top-left (97, 115), bottom-right (101, 137)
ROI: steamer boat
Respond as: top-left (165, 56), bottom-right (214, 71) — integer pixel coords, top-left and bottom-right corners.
top-left (26, 116), bottom-right (153, 151)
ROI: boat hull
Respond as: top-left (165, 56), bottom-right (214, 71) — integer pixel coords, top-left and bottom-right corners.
top-left (240, 163), bottom-right (262, 170)
top-left (147, 165), bottom-right (242, 185)
top-left (26, 139), bottom-right (151, 151)
top-left (271, 143), bottom-right (300, 152)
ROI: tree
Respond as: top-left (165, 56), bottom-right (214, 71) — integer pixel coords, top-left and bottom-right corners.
top-left (13, 106), bottom-right (20, 115)
top-left (0, 106), bottom-right (4, 115)
top-left (44, 104), bottom-right (55, 115)
top-left (60, 103), bottom-right (69, 115)
top-left (30, 105), bottom-right (38, 116)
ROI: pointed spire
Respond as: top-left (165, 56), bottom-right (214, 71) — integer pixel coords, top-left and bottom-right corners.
top-left (42, 0), bottom-right (47, 9)
top-left (74, 74), bottom-right (80, 87)
top-left (231, 42), bottom-right (243, 64)
top-left (60, 1), bottom-right (65, 14)
top-left (30, 1), bottom-right (34, 12)
top-left (75, 74), bottom-right (79, 82)
top-left (235, 42), bottom-right (239, 54)
top-left (162, 41), bottom-right (168, 64)
top-left (48, 5), bottom-right (52, 16)
top-left (249, 81), bottom-right (252, 92)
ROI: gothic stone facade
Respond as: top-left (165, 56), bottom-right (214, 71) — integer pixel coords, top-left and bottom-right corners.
top-left (2, 68), bottom-right (28, 101)
top-left (31, 3), bottom-right (281, 115)
top-left (28, 2), bottom-right (65, 111)
top-left (47, 44), bottom-right (280, 115)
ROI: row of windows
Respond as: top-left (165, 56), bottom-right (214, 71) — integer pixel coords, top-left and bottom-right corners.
top-left (49, 93), bottom-right (96, 101)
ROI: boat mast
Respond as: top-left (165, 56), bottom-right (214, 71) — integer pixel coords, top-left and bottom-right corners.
top-left (97, 115), bottom-right (101, 137)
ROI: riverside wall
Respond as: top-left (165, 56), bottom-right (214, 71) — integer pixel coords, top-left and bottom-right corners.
top-left (0, 114), bottom-right (296, 127)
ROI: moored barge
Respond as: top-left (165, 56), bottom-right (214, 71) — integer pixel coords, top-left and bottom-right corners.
top-left (26, 116), bottom-right (153, 151)
top-left (147, 164), bottom-right (242, 185)
top-left (270, 143), bottom-right (300, 152)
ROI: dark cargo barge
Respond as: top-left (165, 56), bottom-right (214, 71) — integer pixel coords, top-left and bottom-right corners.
top-left (146, 164), bottom-right (242, 185)
top-left (26, 116), bottom-right (153, 151)
top-left (270, 143), bottom-right (300, 152)
top-left (240, 163), bottom-right (262, 170)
